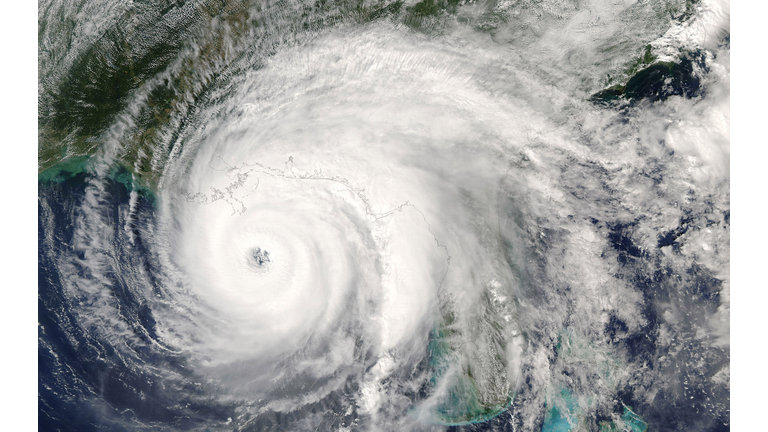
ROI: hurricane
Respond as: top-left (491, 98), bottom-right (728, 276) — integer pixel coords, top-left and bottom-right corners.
top-left (38, 0), bottom-right (730, 430)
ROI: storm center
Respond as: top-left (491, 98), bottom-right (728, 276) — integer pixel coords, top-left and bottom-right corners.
top-left (250, 247), bottom-right (271, 268)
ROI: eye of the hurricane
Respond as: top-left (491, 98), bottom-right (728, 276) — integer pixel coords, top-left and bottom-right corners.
top-left (249, 247), bottom-right (271, 270)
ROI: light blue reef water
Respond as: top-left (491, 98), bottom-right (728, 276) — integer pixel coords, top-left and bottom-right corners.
top-left (39, 0), bottom-right (729, 430)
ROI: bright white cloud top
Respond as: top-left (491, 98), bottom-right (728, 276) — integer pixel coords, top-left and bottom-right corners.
top-left (38, 0), bottom-right (729, 430)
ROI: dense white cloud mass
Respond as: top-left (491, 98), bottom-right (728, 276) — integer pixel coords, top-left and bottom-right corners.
top-left (38, 0), bottom-right (729, 430)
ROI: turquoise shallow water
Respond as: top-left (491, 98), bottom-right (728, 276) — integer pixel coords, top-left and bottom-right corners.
top-left (541, 388), bottom-right (648, 432)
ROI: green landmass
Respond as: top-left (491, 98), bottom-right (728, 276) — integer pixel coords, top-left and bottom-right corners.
top-left (38, 0), bottom-right (703, 190)
top-left (427, 323), bottom-right (513, 425)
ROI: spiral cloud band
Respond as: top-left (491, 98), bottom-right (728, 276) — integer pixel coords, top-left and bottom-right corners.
top-left (157, 29), bottom-right (534, 412)
top-left (38, 0), bottom-right (729, 430)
